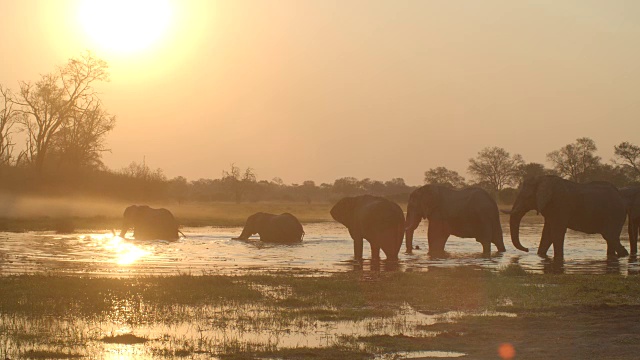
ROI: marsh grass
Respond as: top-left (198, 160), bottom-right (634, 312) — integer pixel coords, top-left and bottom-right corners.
top-left (3, 270), bottom-right (640, 358)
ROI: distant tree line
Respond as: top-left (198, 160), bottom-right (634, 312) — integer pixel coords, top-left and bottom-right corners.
top-left (425, 137), bottom-right (640, 204)
top-left (1, 54), bottom-right (639, 205)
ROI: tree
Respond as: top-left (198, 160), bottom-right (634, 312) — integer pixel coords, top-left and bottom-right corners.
top-left (547, 137), bottom-right (601, 183)
top-left (614, 141), bottom-right (640, 180)
top-left (16, 52), bottom-right (111, 173)
top-left (424, 166), bottom-right (466, 188)
top-left (332, 177), bottom-right (361, 195)
top-left (222, 163), bottom-right (256, 203)
top-left (468, 147), bottom-right (524, 193)
top-left (518, 162), bottom-right (549, 182)
top-left (50, 99), bottom-right (115, 170)
top-left (120, 159), bottom-right (166, 182)
top-left (0, 85), bottom-right (21, 165)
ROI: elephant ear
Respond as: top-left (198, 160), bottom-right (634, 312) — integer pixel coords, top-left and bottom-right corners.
top-left (536, 177), bottom-right (559, 212)
top-left (330, 197), bottom-right (357, 227)
top-left (419, 186), bottom-right (443, 219)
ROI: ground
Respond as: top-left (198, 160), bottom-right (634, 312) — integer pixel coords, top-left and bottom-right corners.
top-left (2, 267), bottom-right (640, 359)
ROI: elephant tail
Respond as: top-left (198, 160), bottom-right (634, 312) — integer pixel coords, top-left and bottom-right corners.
top-left (178, 230), bottom-right (186, 239)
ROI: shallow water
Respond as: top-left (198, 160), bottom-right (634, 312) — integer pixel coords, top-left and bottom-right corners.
top-left (1, 220), bottom-right (639, 276)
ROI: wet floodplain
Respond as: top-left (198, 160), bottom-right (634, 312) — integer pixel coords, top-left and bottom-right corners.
top-left (1, 219), bottom-right (639, 276)
top-left (3, 218), bottom-right (640, 359)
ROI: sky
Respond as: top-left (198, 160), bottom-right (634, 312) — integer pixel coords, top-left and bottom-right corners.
top-left (0, 0), bottom-right (639, 185)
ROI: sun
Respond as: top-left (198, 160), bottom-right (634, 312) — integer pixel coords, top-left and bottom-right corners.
top-left (78, 0), bottom-right (173, 55)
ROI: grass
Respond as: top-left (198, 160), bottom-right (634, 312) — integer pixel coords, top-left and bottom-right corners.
top-left (3, 270), bottom-right (640, 358)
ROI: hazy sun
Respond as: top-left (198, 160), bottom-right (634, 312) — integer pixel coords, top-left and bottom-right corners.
top-left (78, 0), bottom-right (173, 55)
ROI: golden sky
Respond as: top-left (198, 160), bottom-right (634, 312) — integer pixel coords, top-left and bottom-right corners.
top-left (1, 0), bottom-right (639, 184)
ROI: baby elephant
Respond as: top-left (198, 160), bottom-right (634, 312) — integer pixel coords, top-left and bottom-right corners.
top-left (233, 212), bottom-right (305, 243)
top-left (331, 195), bottom-right (405, 261)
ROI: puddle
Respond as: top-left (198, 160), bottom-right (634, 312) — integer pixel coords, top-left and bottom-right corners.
top-left (0, 300), bottom-right (513, 359)
top-left (376, 350), bottom-right (467, 358)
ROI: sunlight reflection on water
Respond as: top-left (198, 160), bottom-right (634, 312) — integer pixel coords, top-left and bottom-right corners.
top-left (1, 220), bottom-right (639, 276)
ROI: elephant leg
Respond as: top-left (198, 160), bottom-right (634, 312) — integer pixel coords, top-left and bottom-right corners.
top-left (370, 241), bottom-right (381, 261)
top-left (353, 236), bottom-right (364, 261)
top-left (539, 219), bottom-right (567, 259)
top-left (428, 221), bottom-right (449, 256)
top-left (537, 222), bottom-right (553, 257)
top-left (603, 233), bottom-right (629, 258)
top-left (480, 241), bottom-right (491, 255)
top-left (476, 219), bottom-right (494, 256)
top-left (630, 217), bottom-right (638, 255)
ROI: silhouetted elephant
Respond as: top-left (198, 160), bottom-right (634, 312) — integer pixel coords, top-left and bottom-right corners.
top-left (508, 175), bottom-right (628, 259)
top-left (233, 212), bottom-right (304, 243)
top-left (330, 195), bottom-right (404, 261)
top-left (405, 185), bottom-right (506, 256)
top-left (119, 205), bottom-right (181, 241)
top-left (620, 186), bottom-right (640, 254)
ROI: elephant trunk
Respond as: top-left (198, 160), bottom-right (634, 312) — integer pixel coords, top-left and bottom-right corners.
top-left (404, 211), bottom-right (421, 253)
top-left (405, 228), bottom-right (414, 253)
top-left (509, 210), bottom-right (529, 252)
top-left (235, 225), bottom-right (253, 240)
top-left (119, 221), bottom-right (130, 238)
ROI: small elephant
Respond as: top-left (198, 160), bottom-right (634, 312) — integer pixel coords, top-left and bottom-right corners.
top-left (330, 195), bottom-right (404, 261)
top-left (233, 212), bottom-right (304, 243)
top-left (620, 186), bottom-right (640, 254)
top-left (405, 185), bottom-right (506, 256)
top-left (508, 175), bottom-right (628, 259)
top-left (119, 205), bottom-right (181, 241)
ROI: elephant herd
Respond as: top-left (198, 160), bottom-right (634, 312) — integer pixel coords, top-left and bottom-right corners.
top-left (117, 175), bottom-right (640, 262)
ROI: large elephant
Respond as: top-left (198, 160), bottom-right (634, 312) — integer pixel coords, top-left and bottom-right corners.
top-left (233, 212), bottom-right (304, 243)
top-left (405, 185), bottom-right (506, 256)
top-left (508, 175), bottom-right (628, 258)
top-left (330, 195), bottom-right (404, 261)
top-left (119, 205), bottom-right (181, 241)
top-left (620, 186), bottom-right (640, 254)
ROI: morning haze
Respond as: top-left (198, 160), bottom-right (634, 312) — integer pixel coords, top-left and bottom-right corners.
top-left (6, 2), bottom-right (640, 359)
top-left (0, 0), bottom-right (639, 185)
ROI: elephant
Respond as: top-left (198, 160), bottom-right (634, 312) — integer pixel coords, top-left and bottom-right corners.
top-left (508, 175), bottom-right (628, 259)
top-left (330, 195), bottom-right (404, 261)
top-left (233, 212), bottom-right (304, 243)
top-left (405, 185), bottom-right (506, 256)
top-left (619, 186), bottom-right (640, 254)
top-left (118, 205), bottom-right (181, 241)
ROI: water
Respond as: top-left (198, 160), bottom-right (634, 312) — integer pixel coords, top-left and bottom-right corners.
top-left (1, 220), bottom-right (639, 276)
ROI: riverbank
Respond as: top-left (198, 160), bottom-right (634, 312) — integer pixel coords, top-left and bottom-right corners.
top-left (2, 267), bottom-right (639, 359)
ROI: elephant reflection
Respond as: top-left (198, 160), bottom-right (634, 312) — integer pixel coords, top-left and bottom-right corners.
top-left (620, 186), bottom-right (640, 254)
top-left (119, 205), bottom-right (181, 241)
top-left (331, 195), bottom-right (404, 261)
top-left (508, 175), bottom-right (628, 259)
top-left (233, 212), bottom-right (304, 243)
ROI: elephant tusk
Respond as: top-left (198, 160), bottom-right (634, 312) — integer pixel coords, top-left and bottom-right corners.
top-left (500, 209), bottom-right (512, 215)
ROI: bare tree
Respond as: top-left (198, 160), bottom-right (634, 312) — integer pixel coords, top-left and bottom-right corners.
top-left (15, 51), bottom-right (110, 173)
top-left (424, 166), bottom-right (466, 188)
top-left (120, 158), bottom-right (166, 182)
top-left (614, 141), bottom-right (640, 180)
top-left (222, 163), bottom-right (256, 203)
top-left (547, 137), bottom-right (601, 183)
top-left (468, 147), bottom-right (524, 193)
top-left (0, 85), bottom-right (21, 165)
top-left (51, 99), bottom-right (115, 170)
